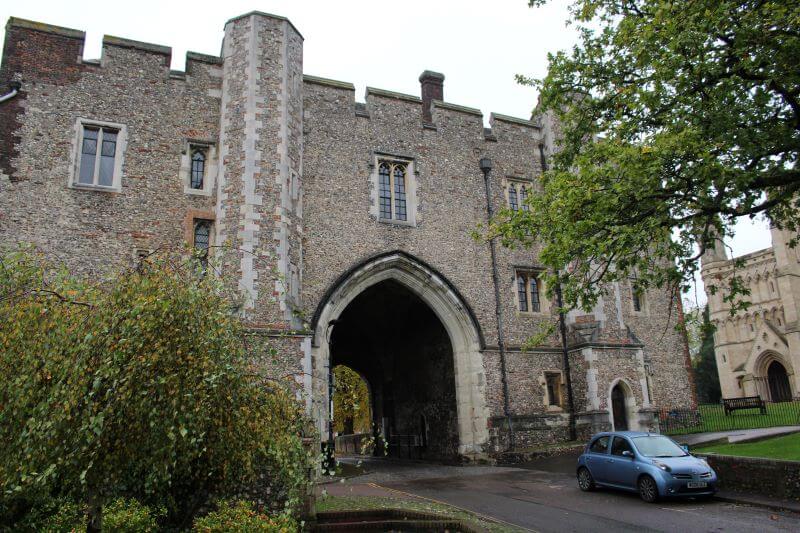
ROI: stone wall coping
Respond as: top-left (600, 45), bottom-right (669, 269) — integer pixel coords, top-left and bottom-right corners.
top-left (225, 11), bottom-right (304, 40)
top-left (696, 452), bottom-right (800, 466)
top-left (187, 51), bottom-right (223, 65)
top-left (491, 112), bottom-right (541, 129)
top-left (6, 17), bottom-right (85, 40)
top-left (366, 87), bottom-right (422, 104)
top-left (432, 99), bottom-right (482, 117)
top-left (303, 74), bottom-right (355, 91)
top-left (103, 35), bottom-right (171, 57)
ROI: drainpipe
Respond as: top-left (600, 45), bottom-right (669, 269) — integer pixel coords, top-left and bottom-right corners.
top-left (555, 283), bottom-right (577, 441)
top-left (480, 157), bottom-right (515, 451)
top-left (0, 81), bottom-right (21, 103)
top-left (323, 319), bottom-right (339, 472)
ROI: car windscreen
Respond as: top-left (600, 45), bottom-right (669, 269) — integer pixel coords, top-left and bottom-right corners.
top-left (631, 435), bottom-right (688, 457)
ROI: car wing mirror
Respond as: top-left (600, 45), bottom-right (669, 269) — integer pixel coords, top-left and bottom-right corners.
top-left (681, 444), bottom-right (689, 453)
top-left (622, 450), bottom-right (634, 458)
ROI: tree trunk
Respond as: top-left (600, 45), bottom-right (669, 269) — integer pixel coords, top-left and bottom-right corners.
top-left (86, 490), bottom-right (102, 533)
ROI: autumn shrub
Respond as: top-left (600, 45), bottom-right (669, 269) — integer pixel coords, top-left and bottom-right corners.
top-left (192, 500), bottom-right (297, 532)
top-left (0, 249), bottom-right (312, 531)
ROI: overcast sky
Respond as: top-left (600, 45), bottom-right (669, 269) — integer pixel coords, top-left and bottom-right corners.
top-left (0, 0), bottom-right (773, 304)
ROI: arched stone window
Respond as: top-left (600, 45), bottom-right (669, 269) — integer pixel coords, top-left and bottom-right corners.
top-left (190, 149), bottom-right (206, 189)
top-left (377, 160), bottom-right (410, 222)
top-left (530, 277), bottom-right (541, 312)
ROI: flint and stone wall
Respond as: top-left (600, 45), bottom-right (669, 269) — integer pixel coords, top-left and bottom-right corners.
top-left (0, 11), bottom-right (695, 455)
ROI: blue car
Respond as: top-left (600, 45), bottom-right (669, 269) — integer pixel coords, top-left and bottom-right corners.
top-left (576, 431), bottom-right (718, 502)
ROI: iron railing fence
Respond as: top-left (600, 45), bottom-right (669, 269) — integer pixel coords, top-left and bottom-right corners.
top-left (658, 399), bottom-right (800, 436)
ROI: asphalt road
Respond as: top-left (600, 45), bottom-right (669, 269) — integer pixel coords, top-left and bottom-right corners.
top-left (343, 455), bottom-right (800, 532)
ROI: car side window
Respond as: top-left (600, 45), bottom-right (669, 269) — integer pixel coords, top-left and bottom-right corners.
top-left (589, 436), bottom-right (609, 454)
top-left (611, 436), bottom-right (634, 456)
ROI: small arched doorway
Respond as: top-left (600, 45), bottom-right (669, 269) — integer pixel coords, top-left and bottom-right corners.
top-left (611, 383), bottom-right (629, 431)
top-left (768, 361), bottom-right (792, 402)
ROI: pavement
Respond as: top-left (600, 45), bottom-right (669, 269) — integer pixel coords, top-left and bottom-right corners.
top-left (322, 455), bottom-right (800, 532)
top-left (676, 426), bottom-right (800, 447)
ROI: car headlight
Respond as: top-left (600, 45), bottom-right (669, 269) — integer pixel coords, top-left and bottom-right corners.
top-left (652, 460), bottom-right (671, 472)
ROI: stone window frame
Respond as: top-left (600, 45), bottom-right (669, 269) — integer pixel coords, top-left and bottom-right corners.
top-left (542, 370), bottom-right (564, 411)
top-left (503, 177), bottom-right (533, 212)
top-left (69, 118), bottom-right (128, 193)
top-left (184, 209), bottom-right (216, 265)
top-left (369, 153), bottom-right (418, 227)
top-left (629, 278), bottom-right (649, 316)
top-left (514, 268), bottom-right (550, 316)
top-left (180, 139), bottom-right (217, 197)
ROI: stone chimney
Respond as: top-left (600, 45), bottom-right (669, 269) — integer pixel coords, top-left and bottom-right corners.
top-left (419, 70), bottom-right (444, 123)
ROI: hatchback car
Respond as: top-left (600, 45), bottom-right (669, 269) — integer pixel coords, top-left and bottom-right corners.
top-left (576, 431), bottom-right (717, 502)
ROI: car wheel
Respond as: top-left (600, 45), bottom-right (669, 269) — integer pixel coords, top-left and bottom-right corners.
top-left (577, 467), bottom-right (595, 492)
top-left (638, 475), bottom-right (659, 503)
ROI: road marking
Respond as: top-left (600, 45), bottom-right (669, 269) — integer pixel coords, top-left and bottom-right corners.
top-left (368, 482), bottom-right (539, 533)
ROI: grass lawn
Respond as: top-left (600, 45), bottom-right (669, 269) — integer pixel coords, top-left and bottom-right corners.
top-left (316, 495), bottom-right (523, 533)
top-left (663, 401), bottom-right (800, 435)
top-left (696, 432), bottom-right (800, 461)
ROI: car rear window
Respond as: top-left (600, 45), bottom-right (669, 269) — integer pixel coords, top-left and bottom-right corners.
top-left (589, 436), bottom-right (609, 453)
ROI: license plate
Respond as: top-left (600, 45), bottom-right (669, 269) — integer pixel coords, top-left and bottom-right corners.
top-left (687, 481), bottom-right (707, 489)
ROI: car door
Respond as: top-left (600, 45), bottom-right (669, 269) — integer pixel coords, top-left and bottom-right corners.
top-left (607, 436), bottom-right (639, 489)
top-left (584, 435), bottom-right (612, 483)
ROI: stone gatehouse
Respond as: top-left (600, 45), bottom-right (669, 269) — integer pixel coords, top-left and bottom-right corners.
top-left (0, 11), bottom-right (695, 460)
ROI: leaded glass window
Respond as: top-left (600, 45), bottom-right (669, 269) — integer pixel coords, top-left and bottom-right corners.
top-left (394, 165), bottom-right (407, 221)
top-left (517, 274), bottom-right (528, 312)
top-left (379, 163), bottom-right (392, 219)
top-left (194, 219), bottom-right (212, 270)
top-left (530, 277), bottom-right (541, 312)
top-left (517, 271), bottom-right (544, 313)
top-left (78, 125), bottom-right (118, 187)
top-left (508, 183), bottom-right (518, 211)
top-left (190, 149), bottom-right (206, 189)
top-left (520, 185), bottom-right (529, 211)
top-left (378, 160), bottom-right (409, 221)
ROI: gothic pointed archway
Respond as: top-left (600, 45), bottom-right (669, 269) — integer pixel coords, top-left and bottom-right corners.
top-left (310, 252), bottom-right (489, 458)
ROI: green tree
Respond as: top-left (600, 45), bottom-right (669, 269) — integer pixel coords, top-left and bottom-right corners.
top-left (494, 0), bottom-right (799, 311)
top-left (693, 306), bottom-right (722, 403)
top-left (0, 249), bottom-right (311, 531)
top-left (332, 365), bottom-right (371, 435)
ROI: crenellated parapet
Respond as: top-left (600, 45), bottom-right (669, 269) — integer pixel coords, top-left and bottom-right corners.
top-left (2, 17), bottom-right (224, 86)
top-left (301, 72), bottom-right (549, 156)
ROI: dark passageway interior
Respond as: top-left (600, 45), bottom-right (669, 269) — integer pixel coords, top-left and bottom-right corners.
top-left (330, 280), bottom-right (459, 459)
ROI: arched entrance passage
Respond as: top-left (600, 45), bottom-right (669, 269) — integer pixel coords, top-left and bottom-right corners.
top-left (768, 361), bottom-right (792, 402)
top-left (611, 383), bottom-right (629, 431)
top-left (311, 252), bottom-right (489, 458)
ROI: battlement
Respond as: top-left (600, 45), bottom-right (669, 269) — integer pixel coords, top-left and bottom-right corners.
top-left (302, 72), bottom-right (544, 145)
top-left (2, 17), bottom-right (223, 85)
top-left (3, 14), bottom-right (542, 140)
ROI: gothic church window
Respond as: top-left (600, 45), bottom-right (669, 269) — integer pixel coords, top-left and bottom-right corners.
top-left (516, 270), bottom-right (545, 313)
top-left (379, 161), bottom-right (408, 221)
top-left (505, 179), bottom-right (531, 211)
top-left (193, 219), bottom-right (212, 271)
top-left (181, 141), bottom-right (217, 196)
top-left (190, 148), bottom-right (206, 189)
